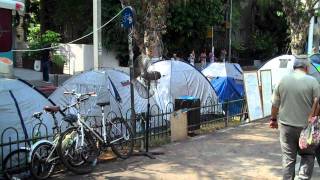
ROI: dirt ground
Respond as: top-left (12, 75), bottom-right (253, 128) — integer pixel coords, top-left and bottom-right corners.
top-left (54, 120), bottom-right (320, 180)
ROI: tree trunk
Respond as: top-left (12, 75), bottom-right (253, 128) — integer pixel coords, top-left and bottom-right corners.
top-left (15, 15), bottom-right (26, 68)
top-left (289, 24), bottom-right (309, 55)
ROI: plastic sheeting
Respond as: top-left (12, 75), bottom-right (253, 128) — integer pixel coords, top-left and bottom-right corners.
top-left (202, 63), bottom-right (244, 102)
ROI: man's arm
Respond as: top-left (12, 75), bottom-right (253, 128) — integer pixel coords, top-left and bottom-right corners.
top-left (270, 84), bottom-right (280, 129)
top-left (309, 97), bottom-right (319, 121)
top-left (271, 105), bottom-right (279, 119)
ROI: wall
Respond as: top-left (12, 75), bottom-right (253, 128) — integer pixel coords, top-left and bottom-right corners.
top-left (59, 43), bottom-right (129, 75)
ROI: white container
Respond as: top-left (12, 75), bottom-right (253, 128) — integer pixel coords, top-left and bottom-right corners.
top-left (34, 60), bottom-right (41, 71)
top-left (0, 57), bottom-right (13, 78)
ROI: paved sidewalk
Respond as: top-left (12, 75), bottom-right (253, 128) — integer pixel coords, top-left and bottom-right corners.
top-left (54, 121), bottom-right (320, 180)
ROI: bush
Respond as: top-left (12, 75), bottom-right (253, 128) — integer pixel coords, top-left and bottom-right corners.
top-left (25, 24), bottom-right (61, 61)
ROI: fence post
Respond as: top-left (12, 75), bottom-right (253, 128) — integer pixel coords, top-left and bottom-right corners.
top-left (225, 101), bottom-right (229, 127)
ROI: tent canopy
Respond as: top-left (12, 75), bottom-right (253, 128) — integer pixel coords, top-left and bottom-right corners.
top-left (148, 60), bottom-right (218, 110)
top-left (0, 78), bottom-right (61, 160)
top-left (0, 78), bottom-right (59, 138)
top-left (49, 68), bottom-right (149, 119)
top-left (258, 54), bottom-right (320, 89)
top-left (202, 62), bottom-right (244, 103)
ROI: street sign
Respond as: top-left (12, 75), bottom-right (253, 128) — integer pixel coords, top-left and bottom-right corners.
top-left (122, 7), bottom-right (134, 29)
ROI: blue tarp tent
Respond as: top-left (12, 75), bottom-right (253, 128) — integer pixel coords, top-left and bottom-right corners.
top-left (211, 76), bottom-right (243, 102)
top-left (202, 63), bottom-right (244, 115)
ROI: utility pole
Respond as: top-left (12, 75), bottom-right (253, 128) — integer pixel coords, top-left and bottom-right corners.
top-left (93, 0), bottom-right (102, 70)
top-left (228, 0), bottom-right (232, 62)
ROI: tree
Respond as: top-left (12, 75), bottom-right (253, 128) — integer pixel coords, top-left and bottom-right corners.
top-left (164, 0), bottom-right (224, 58)
top-left (257, 0), bottom-right (319, 54)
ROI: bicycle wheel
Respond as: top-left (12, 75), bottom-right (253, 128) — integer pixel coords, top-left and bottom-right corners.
top-left (57, 127), bottom-right (98, 175)
top-left (30, 142), bottom-right (56, 179)
top-left (2, 148), bottom-right (31, 180)
top-left (108, 117), bottom-right (134, 159)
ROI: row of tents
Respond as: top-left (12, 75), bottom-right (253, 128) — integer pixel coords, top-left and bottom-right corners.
top-left (3, 54), bottom-right (320, 145)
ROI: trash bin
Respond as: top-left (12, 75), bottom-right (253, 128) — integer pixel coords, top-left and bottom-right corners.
top-left (174, 96), bottom-right (200, 131)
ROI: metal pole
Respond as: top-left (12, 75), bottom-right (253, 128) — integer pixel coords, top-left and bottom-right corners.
top-left (228, 0), bottom-right (232, 62)
top-left (211, 26), bottom-right (214, 52)
top-left (308, 17), bottom-right (315, 55)
top-left (93, 0), bottom-right (102, 70)
top-left (129, 27), bottom-right (136, 134)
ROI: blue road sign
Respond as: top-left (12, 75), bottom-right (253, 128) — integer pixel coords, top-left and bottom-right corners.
top-left (122, 7), bottom-right (134, 29)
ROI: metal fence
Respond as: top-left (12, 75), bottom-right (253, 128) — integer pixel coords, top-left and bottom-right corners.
top-left (0, 98), bottom-right (247, 177)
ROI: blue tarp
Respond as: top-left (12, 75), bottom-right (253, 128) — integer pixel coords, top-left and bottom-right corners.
top-left (211, 77), bottom-right (244, 115)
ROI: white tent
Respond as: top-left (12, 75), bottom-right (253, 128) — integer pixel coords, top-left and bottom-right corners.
top-left (258, 55), bottom-right (295, 89)
top-left (0, 78), bottom-right (60, 139)
top-left (148, 60), bottom-right (218, 110)
top-left (202, 62), bottom-right (243, 80)
top-left (49, 68), bottom-right (149, 119)
top-left (0, 78), bottom-right (61, 151)
top-left (258, 55), bottom-right (320, 89)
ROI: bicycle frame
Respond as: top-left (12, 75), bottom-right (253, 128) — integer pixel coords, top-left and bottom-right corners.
top-left (75, 107), bottom-right (127, 149)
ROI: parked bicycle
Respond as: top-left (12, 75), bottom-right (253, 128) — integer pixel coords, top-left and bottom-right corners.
top-left (31, 91), bottom-right (99, 178)
top-left (57, 91), bottom-right (134, 174)
top-left (2, 92), bottom-right (93, 180)
top-left (2, 107), bottom-right (62, 179)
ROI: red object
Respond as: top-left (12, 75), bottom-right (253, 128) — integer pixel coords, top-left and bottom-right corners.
top-left (38, 85), bottom-right (57, 96)
top-left (15, 3), bottom-right (23, 11)
top-left (0, 8), bottom-right (12, 52)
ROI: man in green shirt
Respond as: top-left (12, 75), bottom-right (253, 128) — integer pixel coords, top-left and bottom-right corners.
top-left (270, 55), bottom-right (320, 180)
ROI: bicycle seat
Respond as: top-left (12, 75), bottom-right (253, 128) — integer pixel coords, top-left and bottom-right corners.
top-left (96, 102), bottom-right (110, 107)
top-left (44, 106), bottom-right (60, 113)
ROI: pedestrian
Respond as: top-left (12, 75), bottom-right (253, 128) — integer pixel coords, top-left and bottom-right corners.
top-left (199, 49), bottom-right (206, 69)
top-left (188, 50), bottom-right (195, 66)
top-left (209, 46), bottom-right (215, 63)
top-left (269, 55), bottom-right (320, 180)
top-left (41, 48), bottom-right (52, 82)
top-left (307, 97), bottom-right (320, 169)
top-left (220, 49), bottom-right (227, 62)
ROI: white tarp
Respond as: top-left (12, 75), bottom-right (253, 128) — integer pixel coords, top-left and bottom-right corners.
top-left (49, 68), bottom-right (150, 119)
top-left (148, 60), bottom-right (218, 110)
top-left (202, 62), bottom-right (243, 80)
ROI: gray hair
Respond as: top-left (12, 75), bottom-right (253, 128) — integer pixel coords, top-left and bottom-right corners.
top-left (293, 55), bottom-right (310, 69)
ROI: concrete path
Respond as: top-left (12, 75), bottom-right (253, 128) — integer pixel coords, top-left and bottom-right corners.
top-left (54, 120), bottom-right (320, 180)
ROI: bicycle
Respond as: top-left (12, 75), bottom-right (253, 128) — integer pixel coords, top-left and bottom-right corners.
top-left (30, 92), bottom-right (99, 178)
top-left (2, 108), bottom-right (61, 180)
top-left (57, 91), bottom-right (134, 174)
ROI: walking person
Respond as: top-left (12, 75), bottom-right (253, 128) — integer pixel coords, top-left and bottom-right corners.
top-left (199, 49), bottom-right (206, 69)
top-left (269, 55), bottom-right (320, 180)
top-left (41, 48), bottom-right (52, 82)
top-left (188, 50), bottom-right (195, 66)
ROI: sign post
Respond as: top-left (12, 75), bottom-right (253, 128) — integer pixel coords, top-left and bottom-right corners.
top-left (122, 6), bottom-right (136, 133)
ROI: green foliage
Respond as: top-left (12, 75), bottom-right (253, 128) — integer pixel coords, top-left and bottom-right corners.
top-left (164, 1), bottom-right (224, 56)
top-left (25, 24), bottom-right (61, 60)
top-left (52, 54), bottom-right (66, 67)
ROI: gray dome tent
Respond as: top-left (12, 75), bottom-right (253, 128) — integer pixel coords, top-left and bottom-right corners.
top-left (0, 78), bottom-right (62, 161)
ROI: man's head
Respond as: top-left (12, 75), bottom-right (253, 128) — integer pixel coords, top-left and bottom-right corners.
top-left (293, 55), bottom-right (310, 73)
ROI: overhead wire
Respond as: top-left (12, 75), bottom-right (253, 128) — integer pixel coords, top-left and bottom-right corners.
top-left (12, 7), bottom-right (127, 52)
